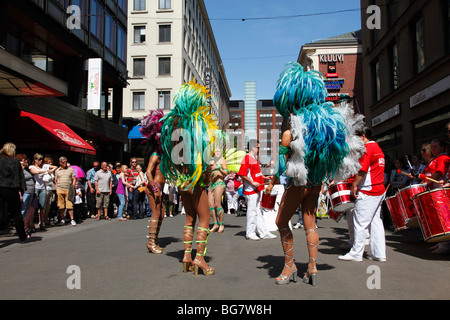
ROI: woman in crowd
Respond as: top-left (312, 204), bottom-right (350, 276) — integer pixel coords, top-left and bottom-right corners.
top-left (29, 153), bottom-right (56, 230)
top-left (116, 164), bottom-right (130, 221)
top-left (0, 143), bottom-right (29, 242)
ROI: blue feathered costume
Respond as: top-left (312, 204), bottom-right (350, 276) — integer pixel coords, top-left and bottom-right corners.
top-left (273, 62), bottom-right (365, 186)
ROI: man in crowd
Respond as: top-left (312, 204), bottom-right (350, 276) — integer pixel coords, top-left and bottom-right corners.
top-left (55, 156), bottom-right (76, 226)
top-left (94, 161), bottom-right (112, 220)
top-left (86, 160), bottom-right (100, 218)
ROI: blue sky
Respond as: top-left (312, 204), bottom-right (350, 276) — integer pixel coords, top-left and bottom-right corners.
top-left (203, 1), bottom-right (362, 101)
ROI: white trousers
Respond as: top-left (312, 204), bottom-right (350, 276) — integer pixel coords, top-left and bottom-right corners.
top-left (245, 192), bottom-right (270, 238)
top-left (226, 190), bottom-right (238, 211)
top-left (349, 192), bottom-right (386, 259)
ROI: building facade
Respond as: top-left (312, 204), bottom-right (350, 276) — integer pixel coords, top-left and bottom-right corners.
top-left (0, 0), bottom-right (128, 166)
top-left (229, 98), bottom-right (284, 166)
top-left (298, 30), bottom-right (364, 115)
top-left (360, 0), bottom-right (450, 160)
top-left (123, 0), bottom-right (231, 135)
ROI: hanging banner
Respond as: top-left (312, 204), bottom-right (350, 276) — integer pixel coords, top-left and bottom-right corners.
top-left (87, 58), bottom-right (102, 110)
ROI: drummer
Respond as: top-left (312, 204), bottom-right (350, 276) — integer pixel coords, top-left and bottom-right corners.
top-left (412, 140), bottom-right (450, 189)
top-left (237, 139), bottom-right (277, 241)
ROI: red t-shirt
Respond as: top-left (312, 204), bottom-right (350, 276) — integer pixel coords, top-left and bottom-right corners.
top-left (357, 141), bottom-right (386, 196)
top-left (238, 154), bottom-right (264, 195)
top-left (424, 153), bottom-right (450, 177)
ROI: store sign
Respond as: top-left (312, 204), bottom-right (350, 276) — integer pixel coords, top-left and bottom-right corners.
top-left (87, 58), bottom-right (102, 110)
top-left (319, 54), bottom-right (345, 63)
top-left (410, 75), bottom-right (450, 108)
top-left (324, 79), bottom-right (345, 90)
top-left (204, 68), bottom-right (212, 107)
top-left (53, 129), bottom-right (85, 146)
top-left (372, 104), bottom-right (400, 127)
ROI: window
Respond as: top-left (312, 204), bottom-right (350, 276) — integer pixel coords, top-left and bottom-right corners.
top-left (133, 92), bottom-right (145, 110)
top-left (390, 42), bottom-right (399, 90)
top-left (446, 0), bottom-right (450, 53)
top-left (372, 60), bottom-right (381, 102)
top-left (159, 0), bottom-right (171, 9)
top-left (134, 26), bottom-right (146, 43)
top-left (90, 0), bottom-right (104, 41)
top-left (117, 25), bottom-right (126, 62)
top-left (134, 0), bottom-right (145, 10)
top-left (118, 0), bottom-right (127, 14)
top-left (159, 25), bottom-right (171, 42)
top-left (158, 91), bottom-right (171, 109)
top-left (133, 58), bottom-right (145, 77)
top-left (105, 11), bottom-right (116, 51)
top-left (158, 57), bottom-right (171, 76)
top-left (413, 17), bottom-right (425, 73)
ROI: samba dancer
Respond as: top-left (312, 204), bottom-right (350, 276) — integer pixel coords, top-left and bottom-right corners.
top-left (208, 148), bottom-right (228, 233)
top-left (159, 81), bottom-right (218, 276)
top-left (266, 62), bottom-right (365, 286)
top-left (140, 110), bottom-right (166, 254)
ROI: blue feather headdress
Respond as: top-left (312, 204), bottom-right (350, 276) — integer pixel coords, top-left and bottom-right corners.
top-left (273, 62), bottom-right (363, 185)
top-left (273, 62), bottom-right (328, 118)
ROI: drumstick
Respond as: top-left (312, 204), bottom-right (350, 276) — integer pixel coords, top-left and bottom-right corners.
top-left (396, 169), bottom-right (441, 184)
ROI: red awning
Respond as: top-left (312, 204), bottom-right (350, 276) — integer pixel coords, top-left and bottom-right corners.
top-left (20, 111), bottom-right (96, 155)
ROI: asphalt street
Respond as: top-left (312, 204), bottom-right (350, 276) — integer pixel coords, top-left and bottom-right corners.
top-left (0, 209), bottom-right (449, 302)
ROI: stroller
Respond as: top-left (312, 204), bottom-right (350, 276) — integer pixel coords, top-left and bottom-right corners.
top-left (235, 187), bottom-right (247, 217)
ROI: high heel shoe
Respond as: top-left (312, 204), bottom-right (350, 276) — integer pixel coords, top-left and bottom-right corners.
top-left (209, 222), bottom-right (219, 233)
top-left (218, 222), bottom-right (224, 233)
top-left (147, 219), bottom-right (163, 254)
top-left (276, 267), bottom-right (297, 285)
top-left (275, 227), bottom-right (297, 285)
top-left (302, 269), bottom-right (317, 286)
top-left (182, 225), bottom-right (194, 273)
top-left (192, 227), bottom-right (215, 276)
top-left (303, 226), bottom-right (319, 286)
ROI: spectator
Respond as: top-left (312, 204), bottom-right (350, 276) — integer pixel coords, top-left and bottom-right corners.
top-left (0, 143), bottom-right (29, 243)
top-left (43, 156), bottom-right (57, 226)
top-left (86, 161), bottom-right (100, 218)
top-left (73, 180), bottom-right (84, 221)
top-left (224, 172), bottom-right (238, 215)
top-left (107, 163), bottom-right (119, 219)
top-left (163, 182), bottom-right (175, 218)
top-left (29, 153), bottom-right (56, 230)
top-left (16, 154), bottom-right (35, 233)
top-left (94, 161), bottom-right (112, 221)
top-left (127, 157), bottom-right (140, 219)
top-left (410, 154), bottom-right (425, 184)
top-left (389, 158), bottom-right (410, 193)
top-left (55, 156), bottom-right (76, 226)
top-left (135, 164), bottom-right (147, 219)
top-left (116, 164), bottom-right (130, 221)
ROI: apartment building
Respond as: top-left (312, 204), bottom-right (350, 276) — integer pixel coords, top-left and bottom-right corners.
top-left (123, 0), bottom-right (231, 137)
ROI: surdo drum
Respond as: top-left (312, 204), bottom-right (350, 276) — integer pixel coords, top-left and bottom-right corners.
top-left (412, 188), bottom-right (450, 243)
top-left (397, 184), bottom-right (428, 228)
top-left (261, 190), bottom-right (278, 211)
top-left (328, 182), bottom-right (354, 213)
